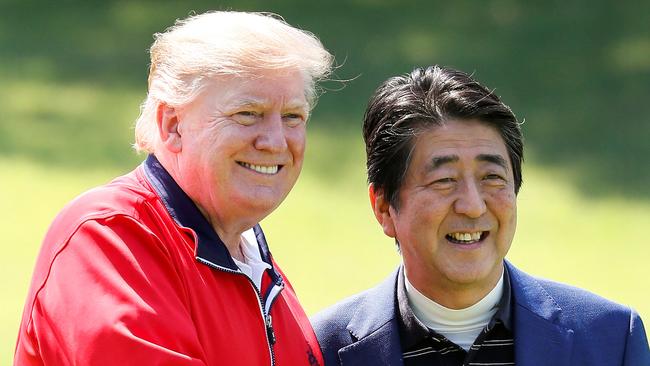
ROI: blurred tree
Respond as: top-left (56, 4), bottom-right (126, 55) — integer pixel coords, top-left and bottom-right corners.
top-left (1, 0), bottom-right (648, 196)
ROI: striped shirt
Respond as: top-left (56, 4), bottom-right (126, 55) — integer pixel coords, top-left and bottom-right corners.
top-left (398, 266), bottom-right (515, 366)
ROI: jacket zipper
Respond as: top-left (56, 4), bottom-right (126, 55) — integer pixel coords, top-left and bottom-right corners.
top-left (263, 280), bottom-right (285, 344)
top-left (196, 258), bottom-right (278, 366)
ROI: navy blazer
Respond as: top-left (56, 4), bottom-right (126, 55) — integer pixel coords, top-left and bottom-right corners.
top-left (312, 261), bottom-right (650, 366)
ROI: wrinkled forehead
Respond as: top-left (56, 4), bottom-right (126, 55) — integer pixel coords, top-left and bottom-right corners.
top-left (200, 70), bottom-right (310, 109)
top-left (227, 67), bottom-right (310, 93)
top-left (418, 119), bottom-right (507, 145)
top-left (411, 119), bottom-right (512, 165)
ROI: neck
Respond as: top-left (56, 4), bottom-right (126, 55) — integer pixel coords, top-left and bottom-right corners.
top-left (209, 219), bottom-right (248, 262)
top-left (405, 272), bottom-right (504, 351)
top-left (154, 151), bottom-right (253, 262)
top-left (191, 201), bottom-right (252, 262)
top-left (406, 265), bottom-right (504, 309)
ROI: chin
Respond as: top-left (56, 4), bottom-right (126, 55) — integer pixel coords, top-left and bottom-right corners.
top-left (242, 196), bottom-right (284, 216)
top-left (445, 263), bottom-right (497, 285)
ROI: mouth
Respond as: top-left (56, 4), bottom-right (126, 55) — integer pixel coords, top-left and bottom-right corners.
top-left (445, 231), bottom-right (489, 245)
top-left (237, 161), bottom-right (282, 175)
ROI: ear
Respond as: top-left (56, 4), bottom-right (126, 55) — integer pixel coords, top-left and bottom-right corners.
top-left (369, 184), bottom-right (397, 238)
top-left (156, 103), bottom-right (182, 153)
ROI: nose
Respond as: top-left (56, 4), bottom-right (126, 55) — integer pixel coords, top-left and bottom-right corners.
top-left (254, 113), bottom-right (288, 153)
top-left (453, 179), bottom-right (487, 218)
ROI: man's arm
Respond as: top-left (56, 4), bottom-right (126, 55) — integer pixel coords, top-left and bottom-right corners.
top-left (15, 215), bottom-right (207, 365)
top-left (623, 309), bottom-right (650, 366)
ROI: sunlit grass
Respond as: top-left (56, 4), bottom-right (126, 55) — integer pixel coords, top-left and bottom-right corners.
top-left (2, 2), bottom-right (649, 363)
top-left (2, 78), bottom-right (649, 364)
top-left (0, 158), bottom-right (128, 364)
top-left (5, 131), bottom-right (650, 365)
top-left (267, 144), bottom-right (650, 320)
top-left (0, 79), bottom-right (143, 169)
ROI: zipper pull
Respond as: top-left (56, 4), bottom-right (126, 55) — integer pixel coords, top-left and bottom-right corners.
top-left (266, 314), bottom-right (276, 345)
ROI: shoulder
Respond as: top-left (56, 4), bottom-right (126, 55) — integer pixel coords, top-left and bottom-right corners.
top-left (507, 262), bottom-right (639, 331)
top-left (536, 276), bottom-right (634, 327)
top-left (311, 269), bottom-right (400, 363)
top-left (55, 168), bottom-right (156, 225)
top-left (507, 263), bottom-right (650, 363)
top-left (43, 167), bottom-right (162, 243)
top-left (536, 276), bottom-right (626, 309)
top-left (311, 290), bottom-right (368, 341)
top-left (311, 291), bottom-right (372, 366)
top-left (521, 273), bottom-right (649, 362)
top-left (31, 167), bottom-right (172, 300)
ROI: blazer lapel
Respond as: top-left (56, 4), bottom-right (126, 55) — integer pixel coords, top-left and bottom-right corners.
top-left (506, 262), bottom-right (574, 366)
top-left (338, 268), bottom-right (403, 366)
top-left (338, 321), bottom-right (402, 366)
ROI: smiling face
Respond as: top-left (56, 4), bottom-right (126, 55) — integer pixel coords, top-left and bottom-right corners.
top-left (371, 119), bottom-right (517, 307)
top-left (167, 71), bottom-right (309, 236)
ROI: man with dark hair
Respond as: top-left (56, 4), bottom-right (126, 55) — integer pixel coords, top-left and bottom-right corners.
top-left (312, 65), bottom-right (649, 365)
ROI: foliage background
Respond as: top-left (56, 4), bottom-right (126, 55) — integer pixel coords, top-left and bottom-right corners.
top-left (1, 0), bottom-right (649, 363)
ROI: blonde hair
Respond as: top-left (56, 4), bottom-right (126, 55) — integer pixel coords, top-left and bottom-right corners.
top-left (134, 11), bottom-right (334, 153)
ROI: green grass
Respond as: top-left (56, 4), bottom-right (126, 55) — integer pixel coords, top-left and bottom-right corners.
top-left (2, 2), bottom-right (649, 363)
top-left (266, 141), bottom-right (650, 320)
top-left (0, 158), bottom-right (127, 363)
top-left (3, 134), bottom-right (649, 365)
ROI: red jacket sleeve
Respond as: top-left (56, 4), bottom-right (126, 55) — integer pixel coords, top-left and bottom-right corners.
top-left (15, 215), bottom-right (208, 365)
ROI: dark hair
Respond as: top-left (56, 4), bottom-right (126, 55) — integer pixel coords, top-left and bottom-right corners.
top-left (363, 65), bottom-right (523, 208)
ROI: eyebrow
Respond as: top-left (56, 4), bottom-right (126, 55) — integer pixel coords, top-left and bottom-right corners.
top-left (477, 154), bottom-right (508, 170)
top-left (425, 153), bottom-right (509, 172)
top-left (229, 98), bottom-right (268, 109)
top-left (426, 155), bottom-right (459, 172)
top-left (230, 98), bottom-right (308, 111)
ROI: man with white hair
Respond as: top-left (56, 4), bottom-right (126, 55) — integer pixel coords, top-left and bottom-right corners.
top-left (15, 11), bottom-right (332, 365)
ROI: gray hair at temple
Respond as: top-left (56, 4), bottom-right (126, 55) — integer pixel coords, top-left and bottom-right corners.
top-left (134, 11), bottom-right (334, 153)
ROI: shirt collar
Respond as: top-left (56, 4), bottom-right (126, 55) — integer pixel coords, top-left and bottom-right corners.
top-left (397, 262), bottom-right (513, 349)
top-left (142, 154), bottom-right (281, 284)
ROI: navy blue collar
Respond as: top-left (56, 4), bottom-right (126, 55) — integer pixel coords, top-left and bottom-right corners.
top-left (142, 154), bottom-right (281, 283)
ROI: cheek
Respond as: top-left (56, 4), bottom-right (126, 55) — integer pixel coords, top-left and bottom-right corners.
top-left (508, 202), bottom-right (517, 231)
top-left (415, 194), bottom-right (450, 219)
top-left (503, 192), bottom-right (517, 219)
top-left (489, 190), bottom-right (517, 230)
top-left (488, 188), bottom-right (516, 206)
top-left (287, 128), bottom-right (306, 157)
top-left (399, 199), bottom-right (444, 237)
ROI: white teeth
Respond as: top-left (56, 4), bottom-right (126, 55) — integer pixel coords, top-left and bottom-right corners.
top-left (239, 162), bottom-right (279, 175)
top-left (449, 232), bottom-right (483, 243)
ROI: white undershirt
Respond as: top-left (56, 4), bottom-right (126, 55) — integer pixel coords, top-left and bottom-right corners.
top-left (232, 229), bottom-right (271, 291)
top-left (405, 271), bottom-right (504, 351)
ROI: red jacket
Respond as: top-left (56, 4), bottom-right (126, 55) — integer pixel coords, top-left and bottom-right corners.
top-left (15, 155), bottom-right (324, 366)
